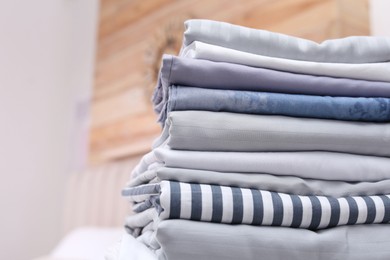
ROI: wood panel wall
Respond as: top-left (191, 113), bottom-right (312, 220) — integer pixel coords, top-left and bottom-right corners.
top-left (90, 0), bottom-right (369, 164)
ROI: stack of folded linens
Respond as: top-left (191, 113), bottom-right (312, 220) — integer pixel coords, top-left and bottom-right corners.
top-left (121, 19), bottom-right (390, 260)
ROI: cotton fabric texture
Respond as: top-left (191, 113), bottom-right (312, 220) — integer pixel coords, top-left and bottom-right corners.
top-left (153, 55), bottom-right (390, 124)
top-left (133, 147), bottom-right (390, 182)
top-left (159, 111), bottom-right (390, 157)
top-left (123, 181), bottom-right (390, 230)
top-left (182, 41), bottom-right (390, 82)
top-left (119, 19), bottom-right (390, 260)
top-left (167, 86), bottom-right (390, 122)
top-left (129, 167), bottom-right (390, 197)
top-left (183, 19), bottom-right (390, 63)
top-left (155, 220), bottom-right (390, 260)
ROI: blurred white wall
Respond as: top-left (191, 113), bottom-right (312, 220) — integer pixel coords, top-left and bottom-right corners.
top-left (370, 0), bottom-right (390, 36)
top-left (0, 0), bottom-right (98, 259)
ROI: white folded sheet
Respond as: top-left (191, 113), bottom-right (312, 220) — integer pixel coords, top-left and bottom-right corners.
top-left (181, 41), bottom-right (390, 82)
top-left (182, 19), bottom-right (390, 64)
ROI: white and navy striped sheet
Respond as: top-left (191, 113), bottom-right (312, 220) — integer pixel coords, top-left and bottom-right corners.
top-left (123, 181), bottom-right (390, 230)
top-left (165, 181), bottom-right (390, 229)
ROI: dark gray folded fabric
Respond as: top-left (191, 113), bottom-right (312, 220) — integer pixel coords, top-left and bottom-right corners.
top-left (156, 220), bottom-right (390, 260)
top-left (163, 111), bottom-right (390, 157)
top-left (153, 55), bottom-right (390, 124)
top-left (183, 19), bottom-right (390, 63)
top-left (165, 86), bottom-right (390, 123)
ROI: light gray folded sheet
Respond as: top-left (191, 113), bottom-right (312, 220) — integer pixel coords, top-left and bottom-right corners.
top-left (132, 148), bottom-right (390, 182)
top-left (159, 111), bottom-right (390, 157)
top-left (129, 167), bottom-right (390, 197)
top-left (182, 19), bottom-right (390, 64)
top-left (155, 220), bottom-right (390, 260)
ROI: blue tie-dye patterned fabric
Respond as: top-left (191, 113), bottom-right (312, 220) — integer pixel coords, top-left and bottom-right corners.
top-left (166, 86), bottom-right (390, 122)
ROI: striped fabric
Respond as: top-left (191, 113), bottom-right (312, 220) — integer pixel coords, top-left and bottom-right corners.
top-left (123, 181), bottom-right (390, 230)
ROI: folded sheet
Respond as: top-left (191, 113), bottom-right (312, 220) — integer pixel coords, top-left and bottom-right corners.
top-left (153, 56), bottom-right (390, 123)
top-left (182, 41), bottom-right (390, 82)
top-left (129, 167), bottom-right (390, 197)
top-left (133, 148), bottom-right (390, 182)
top-left (166, 86), bottom-right (390, 122)
top-left (161, 111), bottom-right (390, 157)
top-left (123, 181), bottom-right (390, 230)
top-left (182, 19), bottom-right (390, 64)
top-left (156, 220), bottom-right (390, 260)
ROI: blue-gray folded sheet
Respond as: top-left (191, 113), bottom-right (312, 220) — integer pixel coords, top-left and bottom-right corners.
top-left (165, 86), bottom-right (390, 123)
top-left (153, 55), bottom-right (390, 124)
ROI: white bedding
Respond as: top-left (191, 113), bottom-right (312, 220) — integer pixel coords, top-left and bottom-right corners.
top-left (49, 227), bottom-right (124, 260)
top-left (111, 233), bottom-right (156, 260)
top-left (182, 41), bottom-right (390, 82)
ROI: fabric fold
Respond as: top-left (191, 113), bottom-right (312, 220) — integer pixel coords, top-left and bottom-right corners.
top-left (132, 147), bottom-right (390, 182)
top-left (153, 55), bottom-right (390, 124)
top-left (183, 19), bottom-right (390, 63)
top-left (156, 220), bottom-right (390, 260)
top-left (181, 41), bottom-right (390, 82)
top-left (166, 86), bottom-right (390, 122)
top-left (123, 181), bottom-right (390, 230)
top-left (162, 111), bottom-right (390, 157)
top-left (129, 167), bottom-right (390, 197)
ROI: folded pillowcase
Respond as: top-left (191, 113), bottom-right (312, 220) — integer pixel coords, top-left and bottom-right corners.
top-left (183, 19), bottom-right (390, 63)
